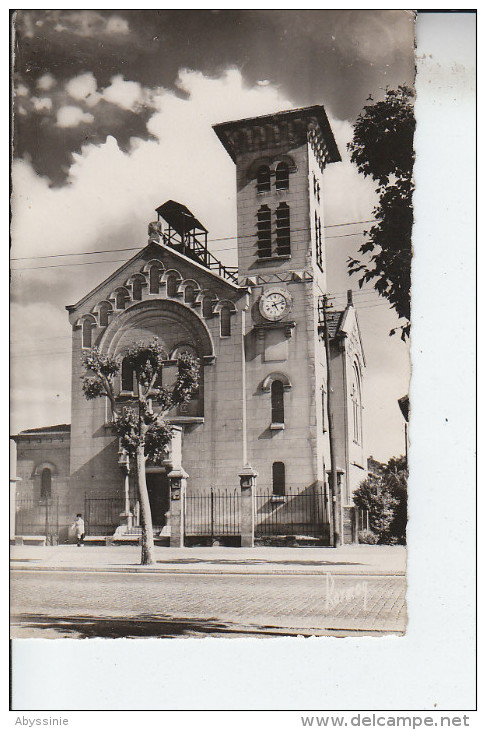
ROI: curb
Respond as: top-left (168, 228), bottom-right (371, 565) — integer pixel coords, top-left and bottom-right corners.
top-left (10, 564), bottom-right (406, 577)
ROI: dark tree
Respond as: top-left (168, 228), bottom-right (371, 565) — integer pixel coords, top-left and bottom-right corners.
top-left (81, 340), bottom-right (199, 564)
top-left (348, 86), bottom-right (415, 340)
top-left (353, 454), bottom-right (408, 544)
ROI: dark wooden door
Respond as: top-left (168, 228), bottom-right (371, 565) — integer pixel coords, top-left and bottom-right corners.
top-left (146, 472), bottom-right (170, 527)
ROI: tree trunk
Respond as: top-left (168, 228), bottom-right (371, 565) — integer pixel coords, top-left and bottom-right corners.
top-left (136, 445), bottom-right (156, 565)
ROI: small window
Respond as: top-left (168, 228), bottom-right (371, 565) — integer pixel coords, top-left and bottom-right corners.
top-left (272, 462), bottom-right (286, 497)
top-left (115, 290), bottom-right (127, 310)
top-left (166, 274), bottom-right (179, 298)
top-left (132, 278), bottom-right (143, 301)
top-left (149, 266), bottom-right (160, 294)
top-left (82, 318), bottom-right (93, 348)
top-left (257, 205), bottom-right (272, 259)
top-left (276, 203), bottom-right (290, 256)
top-left (40, 468), bottom-right (52, 501)
top-left (256, 165), bottom-right (271, 193)
top-left (202, 296), bottom-right (213, 318)
top-left (315, 213), bottom-right (323, 271)
top-left (271, 379), bottom-right (284, 424)
top-left (220, 306), bottom-right (231, 337)
top-left (184, 284), bottom-right (195, 305)
top-left (321, 387), bottom-right (327, 433)
top-left (121, 357), bottom-right (134, 392)
top-left (275, 162), bottom-right (289, 191)
top-left (99, 302), bottom-right (112, 327)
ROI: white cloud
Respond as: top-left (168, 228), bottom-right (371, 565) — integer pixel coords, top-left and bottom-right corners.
top-left (56, 105), bottom-right (94, 127)
top-left (31, 96), bottom-right (53, 113)
top-left (102, 75), bottom-right (146, 111)
top-left (37, 73), bottom-right (56, 91)
top-left (16, 84), bottom-right (29, 97)
top-left (65, 72), bottom-right (99, 104)
top-left (106, 16), bottom-right (129, 35)
top-left (49, 10), bottom-right (130, 39)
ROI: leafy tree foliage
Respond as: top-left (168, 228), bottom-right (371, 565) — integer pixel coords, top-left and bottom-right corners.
top-left (353, 455), bottom-right (408, 544)
top-left (348, 86), bottom-right (415, 340)
top-left (81, 339), bottom-right (200, 564)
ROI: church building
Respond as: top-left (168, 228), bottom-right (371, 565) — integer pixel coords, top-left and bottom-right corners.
top-left (13, 105), bottom-right (366, 546)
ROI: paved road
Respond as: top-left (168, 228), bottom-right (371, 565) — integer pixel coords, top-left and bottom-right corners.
top-left (11, 570), bottom-right (406, 638)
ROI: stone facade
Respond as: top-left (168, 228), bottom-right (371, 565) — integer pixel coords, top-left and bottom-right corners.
top-left (13, 105), bottom-right (366, 544)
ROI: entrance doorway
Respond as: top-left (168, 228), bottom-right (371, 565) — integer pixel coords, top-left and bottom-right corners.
top-left (146, 471), bottom-right (170, 529)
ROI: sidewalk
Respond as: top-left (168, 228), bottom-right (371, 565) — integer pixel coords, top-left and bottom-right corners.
top-left (10, 543), bottom-right (406, 576)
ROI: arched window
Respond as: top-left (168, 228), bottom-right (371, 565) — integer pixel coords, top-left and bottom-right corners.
top-left (82, 318), bottom-right (93, 348)
top-left (121, 357), bottom-right (134, 392)
top-left (275, 162), bottom-right (289, 191)
top-left (149, 266), bottom-right (160, 294)
top-left (166, 274), bottom-right (178, 298)
top-left (220, 306), bottom-right (231, 337)
top-left (99, 302), bottom-right (112, 327)
top-left (202, 296), bottom-right (213, 318)
top-left (276, 203), bottom-right (290, 256)
top-left (321, 386), bottom-right (328, 433)
top-left (115, 290), bottom-right (127, 310)
top-left (171, 345), bottom-right (199, 399)
top-left (315, 212), bottom-right (323, 271)
top-left (257, 205), bottom-right (272, 259)
top-left (132, 278), bottom-right (143, 301)
top-left (271, 379), bottom-right (285, 424)
top-left (40, 468), bottom-right (51, 501)
top-left (184, 284), bottom-right (195, 305)
top-left (351, 363), bottom-right (362, 445)
top-left (256, 165), bottom-right (271, 193)
top-left (272, 462), bottom-right (286, 496)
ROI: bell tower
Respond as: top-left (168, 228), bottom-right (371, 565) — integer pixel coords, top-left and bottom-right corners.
top-left (213, 105), bottom-right (341, 290)
top-left (213, 106), bottom-right (344, 505)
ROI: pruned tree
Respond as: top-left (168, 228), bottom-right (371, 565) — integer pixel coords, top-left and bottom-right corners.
top-left (348, 86), bottom-right (415, 340)
top-left (81, 339), bottom-right (200, 564)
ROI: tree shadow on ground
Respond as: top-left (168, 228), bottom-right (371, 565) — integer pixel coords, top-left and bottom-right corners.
top-left (11, 613), bottom-right (296, 639)
top-left (153, 559), bottom-right (363, 567)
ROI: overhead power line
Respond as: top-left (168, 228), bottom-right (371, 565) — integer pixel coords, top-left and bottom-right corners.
top-left (10, 218), bottom-right (375, 265)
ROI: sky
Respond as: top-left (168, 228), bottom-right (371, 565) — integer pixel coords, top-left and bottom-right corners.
top-left (10, 9), bottom-right (416, 461)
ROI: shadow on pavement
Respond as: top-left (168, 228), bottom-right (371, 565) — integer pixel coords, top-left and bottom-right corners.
top-left (11, 613), bottom-right (294, 638)
top-left (153, 559), bottom-right (363, 567)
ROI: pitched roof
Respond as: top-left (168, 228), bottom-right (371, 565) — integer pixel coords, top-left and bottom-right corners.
top-left (66, 239), bottom-right (239, 314)
top-left (327, 310), bottom-right (345, 338)
top-left (13, 424), bottom-right (71, 440)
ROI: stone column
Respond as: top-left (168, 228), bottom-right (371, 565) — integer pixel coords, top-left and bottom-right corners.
top-left (238, 465), bottom-right (258, 548)
top-left (117, 449), bottom-right (132, 531)
top-left (168, 468), bottom-right (188, 548)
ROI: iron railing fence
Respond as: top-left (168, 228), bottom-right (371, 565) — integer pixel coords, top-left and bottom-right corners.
top-left (254, 487), bottom-right (330, 538)
top-left (15, 497), bottom-right (59, 543)
top-left (356, 508), bottom-right (370, 532)
top-left (84, 497), bottom-right (126, 536)
top-left (185, 488), bottom-right (240, 537)
top-left (82, 488), bottom-right (338, 540)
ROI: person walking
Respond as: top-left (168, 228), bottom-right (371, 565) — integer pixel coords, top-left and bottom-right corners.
top-left (73, 514), bottom-right (85, 547)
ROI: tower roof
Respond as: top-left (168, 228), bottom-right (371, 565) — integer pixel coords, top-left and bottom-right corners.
top-left (213, 105), bottom-right (341, 167)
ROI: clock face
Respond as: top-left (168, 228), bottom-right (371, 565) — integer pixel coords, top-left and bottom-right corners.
top-left (259, 289), bottom-right (291, 321)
